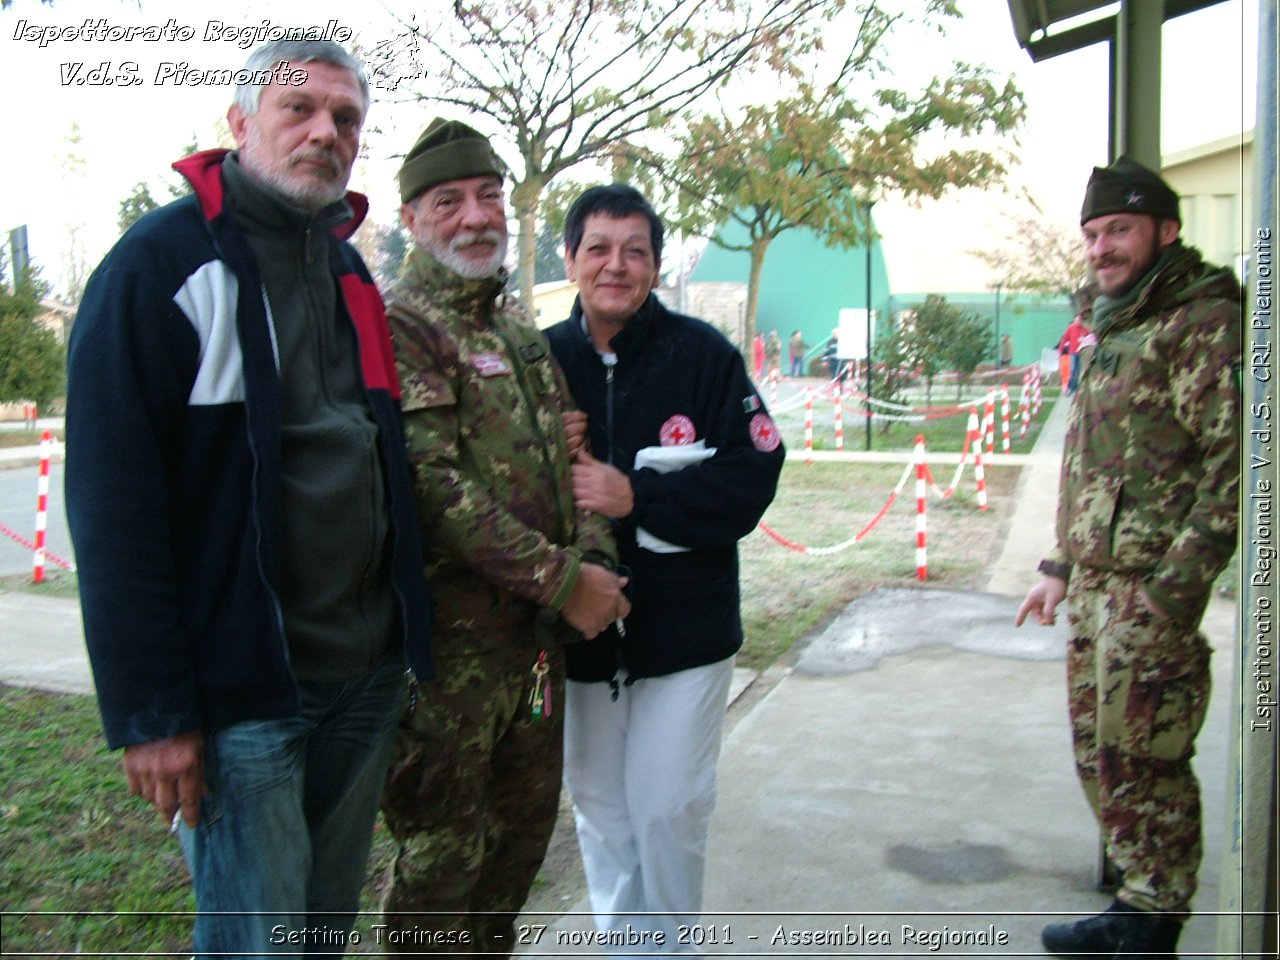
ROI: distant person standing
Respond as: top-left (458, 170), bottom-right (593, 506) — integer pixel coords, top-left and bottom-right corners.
top-left (1017, 156), bottom-right (1241, 959)
top-left (788, 329), bottom-right (807, 377)
top-left (999, 333), bottom-right (1013, 368)
top-left (823, 329), bottom-right (840, 381)
top-left (752, 332), bottom-right (765, 381)
top-left (764, 330), bottom-right (782, 379)
top-left (1057, 313), bottom-right (1092, 394)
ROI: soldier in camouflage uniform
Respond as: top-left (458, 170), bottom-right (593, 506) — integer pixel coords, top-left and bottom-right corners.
top-left (1018, 157), bottom-right (1241, 958)
top-left (378, 119), bottom-right (630, 956)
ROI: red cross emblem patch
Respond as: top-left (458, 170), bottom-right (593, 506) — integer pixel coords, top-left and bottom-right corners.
top-left (749, 413), bottom-right (781, 452)
top-left (659, 414), bottom-right (696, 446)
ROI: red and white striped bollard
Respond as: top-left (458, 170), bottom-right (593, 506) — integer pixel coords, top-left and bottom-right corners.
top-left (984, 389), bottom-right (996, 456)
top-left (1000, 384), bottom-right (1011, 453)
top-left (971, 421), bottom-right (988, 511)
top-left (914, 435), bottom-right (927, 581)
top-left (804, 388), bottom-right (814, 464)
top-left (33, 429), bottom-right (52, 584)
top-left (833, 383), bottom-right (844, 452)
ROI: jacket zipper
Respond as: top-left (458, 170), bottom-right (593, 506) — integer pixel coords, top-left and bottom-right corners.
top-left (248, 282), bottom-right (292, 681)
top-left (603, 354), bottom-right (616, 466)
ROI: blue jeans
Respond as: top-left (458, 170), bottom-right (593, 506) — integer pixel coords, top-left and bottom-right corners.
top-left (178, 661), bottom-right (406, 958)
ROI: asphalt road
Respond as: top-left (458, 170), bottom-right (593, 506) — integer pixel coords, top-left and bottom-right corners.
top-left (0, 459), bottom-right (73, 579)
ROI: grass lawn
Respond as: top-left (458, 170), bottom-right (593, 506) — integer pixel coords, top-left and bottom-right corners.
top-left (0, 429), bottom-right (63, 450)
top-left (0, 399), bottom-right (1050, 953)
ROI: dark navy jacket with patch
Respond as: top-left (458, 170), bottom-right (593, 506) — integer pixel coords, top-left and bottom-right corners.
top-left (545, 293), bottom-right (783, 681)
top-left (66, 149), bottom-right (434, 749)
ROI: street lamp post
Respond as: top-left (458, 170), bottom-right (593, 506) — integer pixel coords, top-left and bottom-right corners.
top-left (994, 282), bottom-right (1003, 367)
top-left (864, 201), bottom-right (874, 452)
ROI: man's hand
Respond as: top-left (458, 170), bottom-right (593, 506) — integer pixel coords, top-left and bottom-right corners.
top-left (561, 563), bottom-right (631, 639)
top-left (571, 450), bottom-right (634, 518)
top-left (1015, 575), bottom-right (1067, 627)
top-left (123, 731), bottom-right (206, 828)
top-left (562, 410), bottom-right (589, 460)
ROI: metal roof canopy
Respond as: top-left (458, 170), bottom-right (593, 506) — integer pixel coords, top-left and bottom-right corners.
top-left (1004, 0), bottom-right (1229, 166)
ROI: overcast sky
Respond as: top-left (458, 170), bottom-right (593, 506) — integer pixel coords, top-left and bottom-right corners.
top-left (0, 0), bottom-right (1259, 297)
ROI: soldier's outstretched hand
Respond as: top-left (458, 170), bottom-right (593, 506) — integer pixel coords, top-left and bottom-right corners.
top-left (1015, 575), bottom-right (1067, 627)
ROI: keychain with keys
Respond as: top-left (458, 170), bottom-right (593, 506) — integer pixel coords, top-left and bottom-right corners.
top-left (529, 650), bottom-right (552, 720)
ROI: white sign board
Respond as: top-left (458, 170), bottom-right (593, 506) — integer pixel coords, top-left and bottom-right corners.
top-left (836, 308), bottom-right (877, 359)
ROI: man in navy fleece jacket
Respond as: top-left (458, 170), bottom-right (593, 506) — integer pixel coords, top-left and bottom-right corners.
top-left (65, 39), bottom-right (433, 956)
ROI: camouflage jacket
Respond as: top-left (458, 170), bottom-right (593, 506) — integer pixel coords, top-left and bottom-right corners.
top-left (1049, 243), bottom-right (1241, 622)
top-left (387, 248), bottom-right (617, 648)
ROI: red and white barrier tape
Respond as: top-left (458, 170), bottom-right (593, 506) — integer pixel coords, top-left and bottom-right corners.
top-left (758, 458), bottom-right (914, 556)
top-left (804, 388), bottom-right (814, 464)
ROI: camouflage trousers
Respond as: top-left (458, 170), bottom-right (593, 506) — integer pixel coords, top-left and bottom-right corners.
top-left (380, 640), bottom-right (566, 957)
top-left (1065, 566), bottom-right (1212, 915)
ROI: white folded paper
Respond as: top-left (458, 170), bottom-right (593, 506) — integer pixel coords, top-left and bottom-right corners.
top-left (632, 441), bottom-right (716, 553)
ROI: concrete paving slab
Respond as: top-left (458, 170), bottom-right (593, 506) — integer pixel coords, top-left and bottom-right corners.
top-left (795, 587), bottom-right (1066, 675)
top-left (0, 590), bottom-right (92, 695)
top-left (522, 591), bottom-right (1234, 957)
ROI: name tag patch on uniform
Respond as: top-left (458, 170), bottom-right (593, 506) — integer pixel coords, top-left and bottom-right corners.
top-left (471, 352), bottom-right (512, 377)
top-left (750, 413), bottom-right (781, 452)
top-left (659, 414), bottom-right (697, 446)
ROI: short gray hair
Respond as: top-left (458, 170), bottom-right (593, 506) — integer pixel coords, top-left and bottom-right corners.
top-left (232, 40), bottom-right (369, 116)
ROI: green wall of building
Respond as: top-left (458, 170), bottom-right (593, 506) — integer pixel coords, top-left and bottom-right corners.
top-left (692, 218), bottom-right (1074, 370)
top-left (691, 218), bottom-right (892, 368)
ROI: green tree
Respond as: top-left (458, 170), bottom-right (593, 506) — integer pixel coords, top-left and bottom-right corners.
top-left (869, 321), bottom-right (913, 433)
top-left (0, 256), bottom-right (63, 407)
top-left (386, 0), bottom-right (843, 308)
top-left (60, 123), bottom-right (91, 303)
top-left (897, 294), bottom-right (977, 406)
top-left (943, 306), bottom-right (993, 400)
top-left (508, 219), bottom-right (568, 294)
top-left (627, 2), bottom-right (1025, 348)
top-left (377, 221), bottom-right (412, 286)
top-left (117, 134), bottom-right (201, 235)
top-left (118, 182), bottom-right (161, 234)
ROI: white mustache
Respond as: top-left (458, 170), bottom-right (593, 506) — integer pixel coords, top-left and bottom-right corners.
top-left (452, 230), bottom-right (504, 251)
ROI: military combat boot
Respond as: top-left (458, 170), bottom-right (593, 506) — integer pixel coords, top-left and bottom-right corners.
top-left (1042, 899), bottom-right (1182, 957)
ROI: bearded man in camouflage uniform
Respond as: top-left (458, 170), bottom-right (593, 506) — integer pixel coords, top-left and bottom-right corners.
top-left (379, 118), bottom-right (630, 956)
top-left (1017, 157), bottom-right (1241, 958)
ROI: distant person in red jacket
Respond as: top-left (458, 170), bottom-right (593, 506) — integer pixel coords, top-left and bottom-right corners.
top-left (1058, 313), bottom-right (1093, 394)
